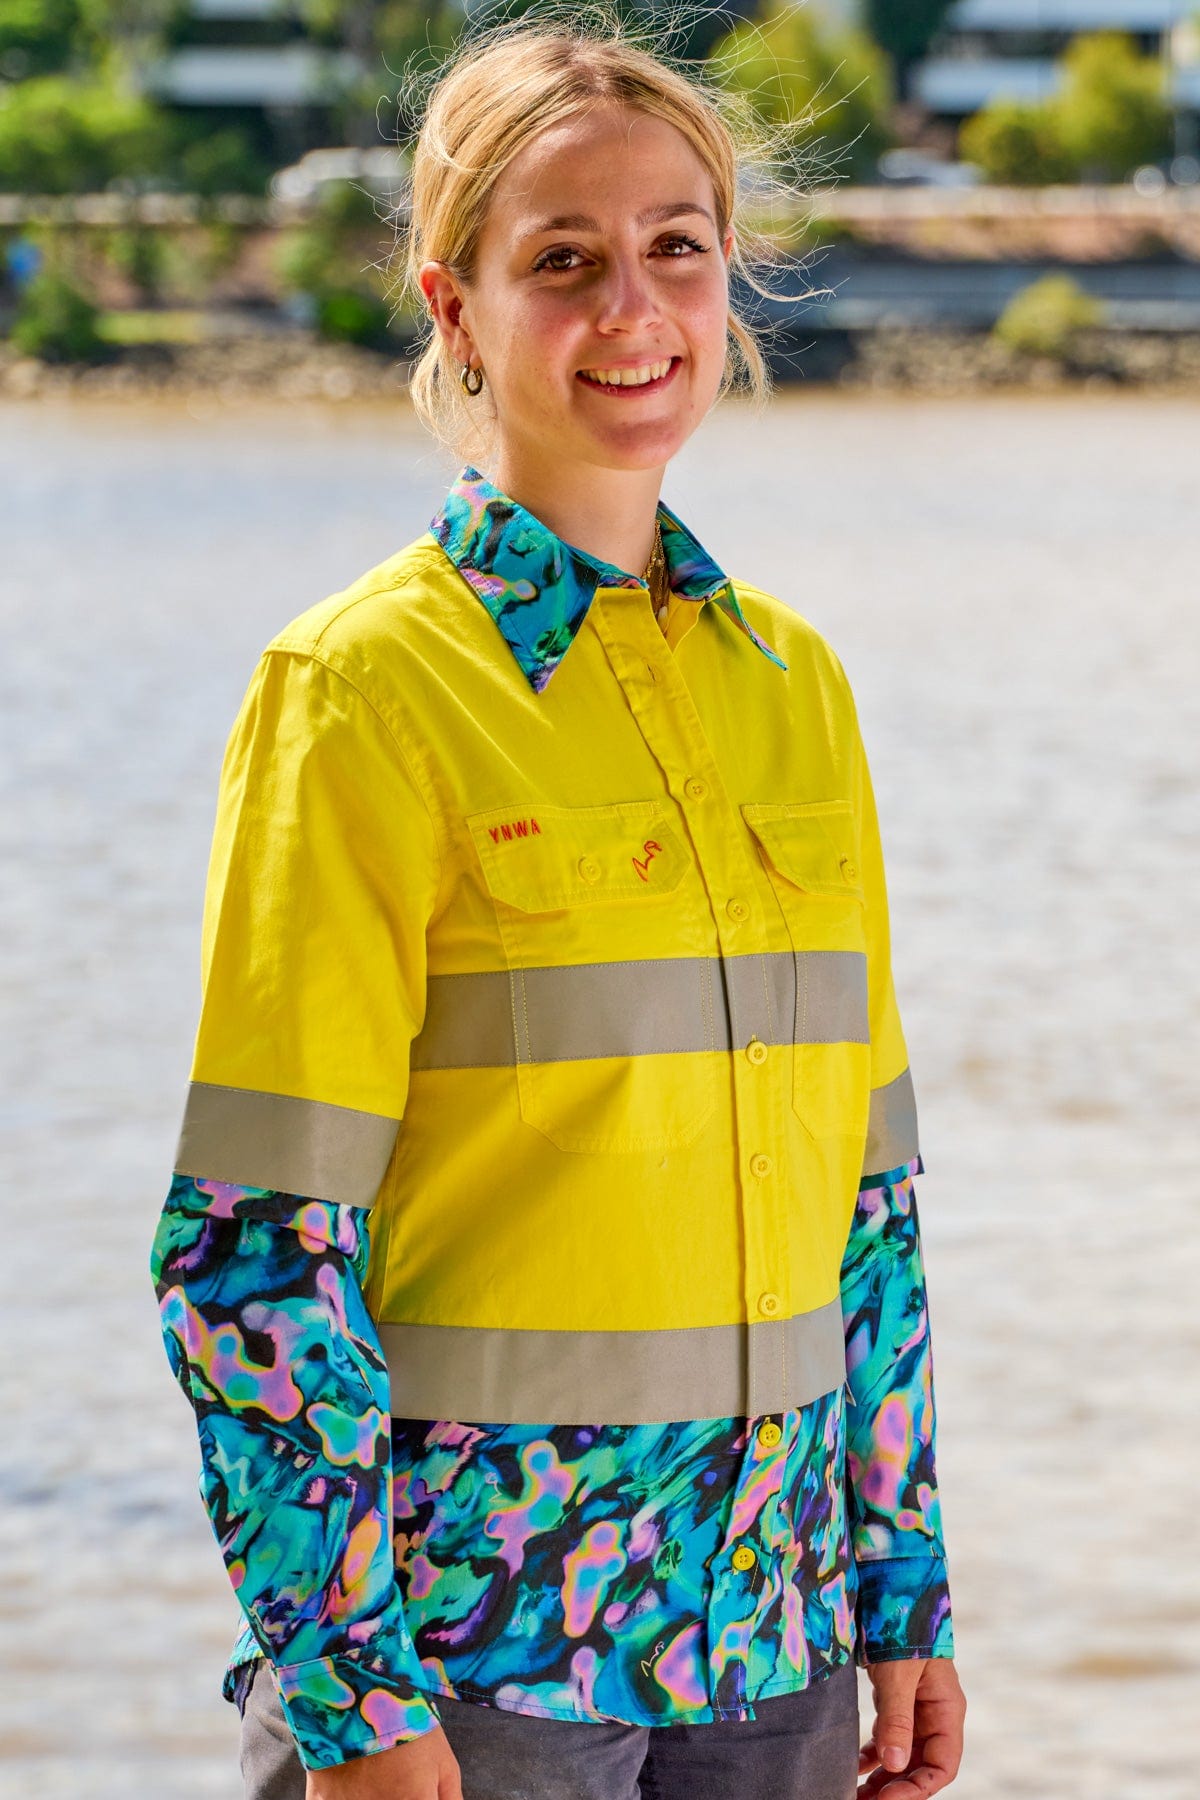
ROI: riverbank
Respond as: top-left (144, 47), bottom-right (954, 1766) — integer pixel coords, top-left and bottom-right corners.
top-left (6, 323), bottom-right (1200, 401)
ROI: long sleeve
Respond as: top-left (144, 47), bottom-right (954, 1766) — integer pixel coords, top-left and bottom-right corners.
top-left (839, 1155), bottom-right (954, 1664)
top-left (151, 1171), bottom-right (440, 1769)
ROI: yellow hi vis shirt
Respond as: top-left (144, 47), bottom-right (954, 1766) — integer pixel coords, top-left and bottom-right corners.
top-left (174, 465), bottom-right (918, 1428)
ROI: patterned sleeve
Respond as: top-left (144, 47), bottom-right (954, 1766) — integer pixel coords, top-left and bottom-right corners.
top-left (839, 1155), bottom-right (955, 1664)
top-left (150, 1171), bottom-right (440, 1769)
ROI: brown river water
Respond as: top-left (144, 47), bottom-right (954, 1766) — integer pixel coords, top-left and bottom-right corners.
top-left (0, 390), bottom-right (1195, 1797)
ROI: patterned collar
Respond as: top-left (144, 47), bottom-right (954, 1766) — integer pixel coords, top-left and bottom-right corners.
top-left (428, 464), bottom-right (786, 693)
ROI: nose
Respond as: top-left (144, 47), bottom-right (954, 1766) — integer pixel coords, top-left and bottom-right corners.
top-left (593, 249), bottom-right (663, 334)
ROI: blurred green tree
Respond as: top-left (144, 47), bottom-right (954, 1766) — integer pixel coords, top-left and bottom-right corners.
top-left (960, 30), bottom-right (1172, 183)
top-left (710, 0), bottom-right (893, 186)
top-left (102, 221), bottom-right (168, 298)
top-left (0, 0), bottom-right (83, 80)
top-left (11, 260), bottom-right (105, 359)
top-left (0, 72), bottom-right (171, 190)
top-left (992, 272), bottom-right (1105, 358)
top-left (1055, 30), bottom-right (1172, 179)
top-left (274, 177), bottom-right (400, 345)
top-left (959, 98), bottom-right (1075, 184)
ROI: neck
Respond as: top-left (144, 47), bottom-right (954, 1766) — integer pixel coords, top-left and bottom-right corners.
top-left (488, 447), bottom-right (665, 580)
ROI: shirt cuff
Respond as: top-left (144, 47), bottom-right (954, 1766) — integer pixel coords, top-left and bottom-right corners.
top-left (270, 1614), bottom-right (440, 1769)
top-left (854, 1555), bottom-right (955, 1665)
top-left (859, 1152), bottom-right (923, 1190)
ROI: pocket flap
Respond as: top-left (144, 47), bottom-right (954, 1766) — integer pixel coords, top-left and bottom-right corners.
top-left (468, 800), bottom-right (688, 912)
top-left (741, 800), bottom-right (864, 900)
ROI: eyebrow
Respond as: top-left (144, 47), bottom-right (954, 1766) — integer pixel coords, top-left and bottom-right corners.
top-left (520, 202), bottom-right (716, 239)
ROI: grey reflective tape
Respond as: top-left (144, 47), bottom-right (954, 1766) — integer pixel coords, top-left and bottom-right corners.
top-left (377, 1299), bottom-right (847, 1425)
top-left (721, 950), bottom-right (793, 1049)
top-left (862, 1067), bottom-right (920, 1177)
top-left (792, 950), bottom-right (870, 1045)
top-left (410, 951), bottom-right (868, 1070)
top-left (173, 1081), bottom-right (399, 1207)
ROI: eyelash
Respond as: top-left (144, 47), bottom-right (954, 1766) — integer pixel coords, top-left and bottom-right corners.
top-left (532, 234), bottom-right (709, 272)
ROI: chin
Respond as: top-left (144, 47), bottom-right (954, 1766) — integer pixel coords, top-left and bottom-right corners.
top-left (586, 422), bottom-right (693, 472)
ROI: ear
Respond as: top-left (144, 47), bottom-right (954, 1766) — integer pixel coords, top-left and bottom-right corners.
top-left (418, 260), bottom-right (477, 368)
top-left (721, 223), bottom-right (736, 264)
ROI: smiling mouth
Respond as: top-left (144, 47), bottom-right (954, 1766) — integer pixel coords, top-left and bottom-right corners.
top-left (577, 357), bottom-right (679, 393)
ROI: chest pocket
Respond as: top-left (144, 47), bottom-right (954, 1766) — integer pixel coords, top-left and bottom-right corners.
top-left (741, 800), bottom-right (870, 1142)
top-left (467, 799), bottom-right (718, 1154)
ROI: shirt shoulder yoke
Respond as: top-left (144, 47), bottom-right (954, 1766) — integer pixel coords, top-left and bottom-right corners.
top-left (727, 577), bottom-right (850, 694)
top-left (260, 534), bottom-right (449, 673)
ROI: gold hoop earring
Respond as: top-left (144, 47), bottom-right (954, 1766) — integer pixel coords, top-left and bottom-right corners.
top-left (460, 362), bottom-right (484, 397)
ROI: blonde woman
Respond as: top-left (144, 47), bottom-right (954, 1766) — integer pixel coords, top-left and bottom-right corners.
top-left (153, 17), bottom-right (966, 1800)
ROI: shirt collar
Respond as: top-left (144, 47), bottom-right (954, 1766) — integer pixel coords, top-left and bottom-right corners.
top-left (428, 464), bottom-right (786, 693)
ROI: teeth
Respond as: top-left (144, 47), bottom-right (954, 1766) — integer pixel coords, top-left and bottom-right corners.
top-left (581, 359), bottom-right (672, 386)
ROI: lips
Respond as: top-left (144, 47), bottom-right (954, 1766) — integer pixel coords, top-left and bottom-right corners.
top-left (577, 357), bottom-right (678, 391)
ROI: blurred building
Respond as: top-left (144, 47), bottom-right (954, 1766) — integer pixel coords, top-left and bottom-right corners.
top-left (914, 0), bottom-right (1200, 118)
top-left (136, 0), bottom-right (360, 162)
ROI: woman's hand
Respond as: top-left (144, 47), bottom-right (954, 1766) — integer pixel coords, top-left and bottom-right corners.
top-left (858, 1657), bottom-right (966, 1797)
top-left (305, 1724), bottom-right (463, 1799)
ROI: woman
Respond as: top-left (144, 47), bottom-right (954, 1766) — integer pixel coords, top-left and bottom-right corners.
top-left (152, 18), bottom-right (966, 1800)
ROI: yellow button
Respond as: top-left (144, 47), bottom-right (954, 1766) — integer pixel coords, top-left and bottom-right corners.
top-left (750, 1153), bottom-right (772, 1179)
top-left (684, 776), bottom-right (708, 801)
top-left (840, 858), bottom-right (859, 882)
top-left (726, 897), bottom-right (749, 922)
top-left (757, 1420), bottom-right (783, 1448)
top-left (578, 856), bottom-right (601, 883)
top-left (758, 1291), bottom-right (781, 1317)
top-left (731, 1544), bottom-right (757, 1572)
top-left (745, 1038), bottom-right (768, 1066)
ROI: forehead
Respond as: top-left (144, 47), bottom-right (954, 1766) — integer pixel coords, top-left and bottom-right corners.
top-left (485, 103), bottom-right (716, 229)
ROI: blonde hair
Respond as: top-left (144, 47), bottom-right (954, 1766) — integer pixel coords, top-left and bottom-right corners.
top-left (390, 7), bottom-right (806, 461)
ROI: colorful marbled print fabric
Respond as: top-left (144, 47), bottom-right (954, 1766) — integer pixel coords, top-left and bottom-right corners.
top-left (428, 465), bottom-right (785, 692)
top-left (840, 1159), bottom-right (954, 1660)
top-left (152, 1176), bottom-right (439, 1769)
top-left (152, 1159), bottom-right (950, 1767)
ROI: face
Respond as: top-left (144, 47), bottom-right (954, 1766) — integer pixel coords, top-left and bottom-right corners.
top-left (420, 102), bottom-right (735, 483)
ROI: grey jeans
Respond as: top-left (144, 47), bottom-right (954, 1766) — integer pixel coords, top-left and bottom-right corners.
top-left (236, 1654), bottom-right (860, 1800)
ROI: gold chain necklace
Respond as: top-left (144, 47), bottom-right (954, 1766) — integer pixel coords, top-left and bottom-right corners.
top-left (642, 522), bottom-right (669, 630)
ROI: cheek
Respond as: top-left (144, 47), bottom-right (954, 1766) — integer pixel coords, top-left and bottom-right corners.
top-left (493, 294), bottom-right (581, 387)
top-left (682, 290), bottom-right (731, 383)
top-left (676, 270), bottom-right (731, 352)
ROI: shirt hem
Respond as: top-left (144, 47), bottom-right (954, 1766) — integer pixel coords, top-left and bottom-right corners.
top-left (405, 1649), bottom-right (856, 1727)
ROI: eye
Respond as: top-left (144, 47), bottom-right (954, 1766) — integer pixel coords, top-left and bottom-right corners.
top-left (532, 244), bottom-right (587, 273)
top-left (655, 233), bottom-right (708, 258)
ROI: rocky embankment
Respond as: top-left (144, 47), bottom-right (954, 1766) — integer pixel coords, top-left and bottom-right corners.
top-left (4, 323), bottom-right (1200, 400)
top-left (0, 332), bottom-right (408, 402)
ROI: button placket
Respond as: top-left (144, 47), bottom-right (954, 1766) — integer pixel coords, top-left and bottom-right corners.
top-left (590, 588), bottom-right (792, 1420)
top-left (706, 1410), bottom-right (788, 1702)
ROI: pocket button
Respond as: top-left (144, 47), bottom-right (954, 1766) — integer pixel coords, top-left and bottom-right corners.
top-left (578, 856), bottom-right (601, 884)
top-left (840, 857), bottom-right (859, 882)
